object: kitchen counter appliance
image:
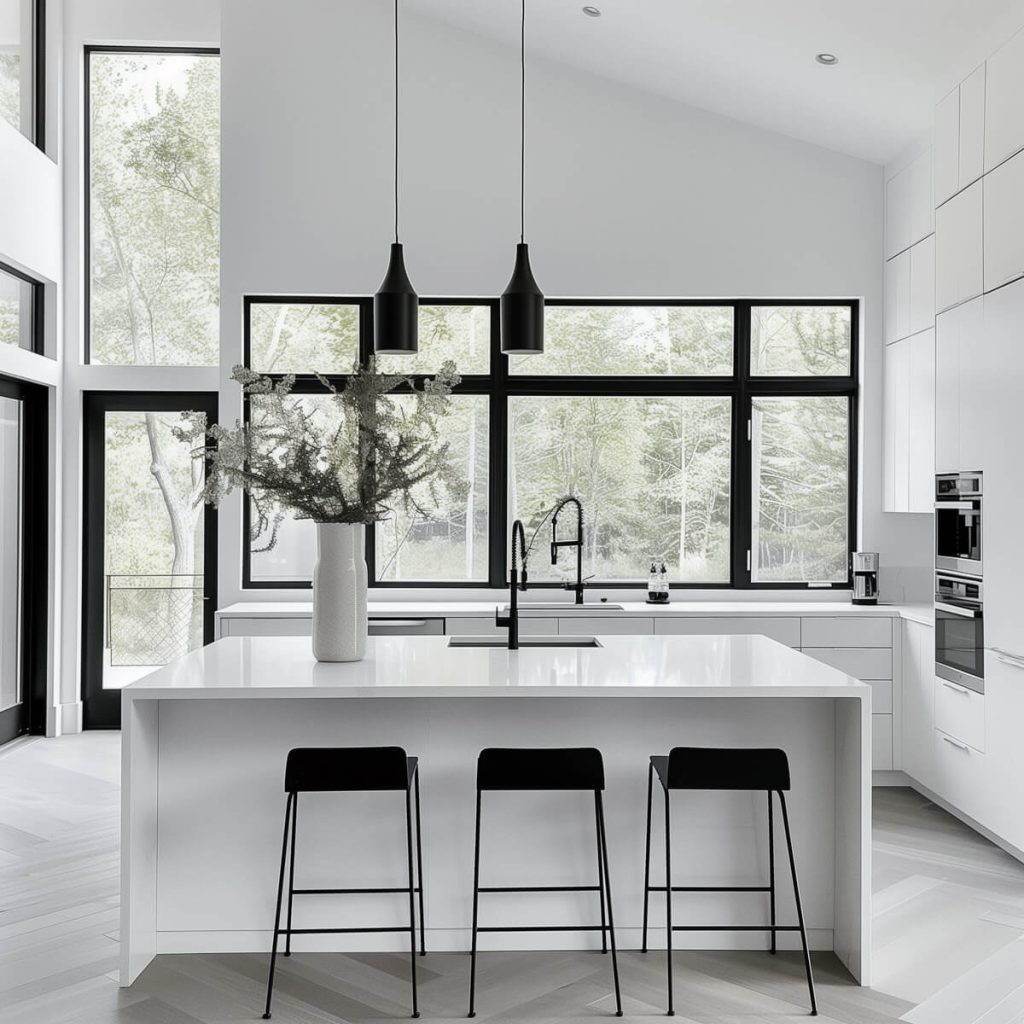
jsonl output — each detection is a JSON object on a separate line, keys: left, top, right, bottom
{"left": 934, "top": 572, "right": 984, "bottom": 693}
{"left": 935, "top": 473, "right": 983, "bottom": 577}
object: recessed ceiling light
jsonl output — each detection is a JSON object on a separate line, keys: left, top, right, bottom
{"left": 815, "top": 52, "right": 839, "bottom": 65}
{"left": 582, "top": 6, "right": 602, "bottom": 17}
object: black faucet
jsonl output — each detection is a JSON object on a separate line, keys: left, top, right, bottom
{"left": 496, "top": 519, "right": 529, "bottom": 649}
{"left": 550, "top": 496, "right": 586, "bottom": 605}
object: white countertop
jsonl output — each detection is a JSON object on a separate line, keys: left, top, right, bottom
{"left": 216, "top": 599, "right": 917, "bottom": 619}
{"left": 122, "top": 634, "right": 871, "bottom": 701}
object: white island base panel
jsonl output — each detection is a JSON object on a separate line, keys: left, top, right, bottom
{"left": 121, "top": 635, "right": 871, "bottom": 988}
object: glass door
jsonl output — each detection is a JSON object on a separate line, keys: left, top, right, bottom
{"left": 0, "top": 376, "right": 46, "bottom": 745}
{"left": 82, "top": 393, "right": 217, "bottom": 728}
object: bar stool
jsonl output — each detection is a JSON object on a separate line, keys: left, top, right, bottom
{"left": 641, "top": 747, "right": 817, "bottom": 1017}
{"left": 262, "top": 746, "right": 426, "bottom": 1020}
{"left": 468, "top": 747, "right": 623, "bottom": 1018}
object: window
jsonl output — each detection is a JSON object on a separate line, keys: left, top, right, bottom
{"left": 242, "top": 297, "right": 857, "bottom": 590}
{"left": 86, "top": 47, "right": 220, "bottom": 365}
{"left": 82, "top": 393, "right": 218, "bottom": 728}
{"left": 0, "top": 0, "right": 43, "bottom": 145}
{"left": 0, "top": 261, "right": 41, "bottom": 353}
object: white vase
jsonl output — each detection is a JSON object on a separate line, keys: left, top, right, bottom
{"left": 312, "top": 523, "right": 368, "bottom": 662}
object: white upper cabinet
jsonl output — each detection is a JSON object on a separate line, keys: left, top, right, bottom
{"left": 934, "top": 307, "right": 959, "bottom": 474}
{"left": 981, "top": 279, "right": 1024, "bottom": 652}
{"left": 983, "top": 149, "right": 1024, "bottom": 292}
{"left": 934, "top": 298, "right": 984, "bottom": 475}
{"left": 885, "top": 151, "right": 933, "bottom": 259}
{"left": 934, "top": 87, "right": 960, "bottom": 206}
{"left": 883, "top": 328, "right": 934, "bottom": 513}
{"left": 958, "top": 65, "right": 986, "bottom": 188}
{"left": 909, "top": 235, "right": 935, "bottom": 335}
{"left": 884, "top": 251, "right": 911, "bottom": 343}
{"left": 985, "top": 27, "right": 1024, "bottom": 172}
{"left": 935, "top": 180, "right": 983, "bottom": 311}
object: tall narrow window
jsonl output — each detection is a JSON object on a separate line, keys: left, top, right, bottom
{"left": 86, "top": 48, "right": 220, "bottom": 365}
{"left": 0, "top": 262, "right": 41, "bottom": 353}
{"left": 0, "top": 0, "right": 40, "bottom": 144}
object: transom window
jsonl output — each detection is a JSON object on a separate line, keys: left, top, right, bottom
{"left": 242, "top": 297, "right": 857, "bottom": 590}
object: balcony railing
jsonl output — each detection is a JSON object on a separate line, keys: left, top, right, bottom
{"left": 105, "top": 574, "right": 204, "bottom": 667}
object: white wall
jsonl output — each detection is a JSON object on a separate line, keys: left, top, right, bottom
{"left": 219, "top": 0, "right": 927, "bottom": 604}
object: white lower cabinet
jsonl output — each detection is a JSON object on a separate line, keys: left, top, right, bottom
{"left": 653, "top": 616, "right": 800, "bottom": 647}
{"left": 933, "top": 729, "right": 987, "bottom": 824}
{"left": 873, "top": 715, "right": 894, "bottom": 772}
{"left": 934, "top": 677, "right": 985, "bottom": 751}
{"left": 559, "top": 616, "right": 653, "bottom": 635}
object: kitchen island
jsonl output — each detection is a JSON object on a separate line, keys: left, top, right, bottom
{"left": 120, "top": 633, "right": 871, "bottom": 987}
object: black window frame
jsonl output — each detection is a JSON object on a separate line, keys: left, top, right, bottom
{"left": 241, "top": 295, "right": 858, "bottom": 592}
{"left": 0, "top": 0, "right": 45, "bottom": 147}
{"left": 82, "top": 44, "right": 221, "bottom": 366}
{"left": 0, "top": 259, "right": 44, "bottom": 356}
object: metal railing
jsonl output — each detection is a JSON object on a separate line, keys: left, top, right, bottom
{"left": 105, "top": 574, "right": 204, "bottom": 667}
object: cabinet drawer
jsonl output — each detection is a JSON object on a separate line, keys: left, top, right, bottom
{"left": 873, "top": 715, "right": 894, "bottom": 771}
{"left": 800, "top": 617, "right": 892, "bottom": 648}
{"left": 222, "top": 617, "right": 311, "bottom": 637}
{"left": 933, "top": 729, "right": 987, "bottom": 818}
{"left": 934, "top": 678, "right": 985, "bottom": 751}
{"left": 454, "top": 616, "right": 558, "bottom": 636}
{"left": 799, "top": 647, "right": 892, "bottom": 681}
{"left": 560, "top": 617, "right": 653, "bottom": 635}
{"left": 653, "top": 617, "right": 800, "bottom": 647}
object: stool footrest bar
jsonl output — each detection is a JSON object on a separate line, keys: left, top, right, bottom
{"left": 277, "top": 926, "right": 418, "bottom": 935}
{"left": 648, "top": 885, "right": 771, "bottom": 893}
{"left": 669, "top": 924, "right": 802, "bottom": 932}
{"left": 291, "top": 887, "right": 421, "bottom": 895}
{"left": 478, "top": 885, "right": 600, "bottom": 893}
{"left": 476, "top": 924, "right": 608, "bottom": 933}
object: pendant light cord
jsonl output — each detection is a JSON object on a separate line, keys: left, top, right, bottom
{"left": 394, "top": 0, "right": 400, "bottom": 244}
{"left": 520, "top": 0, "right": 525, "bottom": 244}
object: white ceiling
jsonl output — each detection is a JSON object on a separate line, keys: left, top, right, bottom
{"left": 412, "top": 0, "right": 1019, "bottom": 164}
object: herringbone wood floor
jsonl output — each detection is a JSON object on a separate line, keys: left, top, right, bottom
{"left": 3, "top": 734, "right": 1024, "bottom": 1023}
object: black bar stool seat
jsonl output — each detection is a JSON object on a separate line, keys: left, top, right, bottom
{"left": 468, "top": 747, "right": 623, "bottom": 1018}
{"left": 642, "top": 746, "right": 817, "bottom": 1017}
{"left": 263, "top": 746, "right": 426, "bottom": 1020}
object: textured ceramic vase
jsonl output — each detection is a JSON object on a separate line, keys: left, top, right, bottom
{"left": 312, "top": 523, "right": 368, "bottom": 662}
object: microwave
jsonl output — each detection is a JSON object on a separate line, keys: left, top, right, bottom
{"left": 935, "top": 473, "right": 982, "bottom": 577}
{"left": 935, "top": 572, "right": 984, "bottom": 693}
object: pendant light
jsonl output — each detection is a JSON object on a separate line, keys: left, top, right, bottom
{"left": 500, "top": 0, "right": 544, "bottom": 355}
{"left": 374, "top": 0, "right": 418, "bottom": 354}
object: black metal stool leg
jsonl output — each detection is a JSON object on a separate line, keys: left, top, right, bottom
{"left": 262, "top": 792, "right": 293, "bottom": 1020}
{"left": 595, "top": 793, "right": 608, "bottom": 954}
{"left": 642, "top": 761, "right": 654, "bottom": 954}
{"left": 768, "top": 791, "right": 776, "bottom": 955}
{"left": 596, "top": 792, "right": 623, "bottom": 1017}
{"left": 664, "top": 786, "right": 674, "bottom": 1017}
{"left": 415, "top": 768, "right": 426, "bottom": 957}
{"left": 467, "top": 789, "right": 482, "bottom": 1018}
{"left": 779, "top": 791, "right": 818, "bottom": 1016}
{"left": 284, "top": 794, "right": 297, "bottom": 957}
{"left": 405, "top": 787, "right": 421, "bottom": 1018}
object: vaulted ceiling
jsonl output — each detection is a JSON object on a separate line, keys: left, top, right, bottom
{"left": 414, "top": 0, "right": 1021, "bottom": 164}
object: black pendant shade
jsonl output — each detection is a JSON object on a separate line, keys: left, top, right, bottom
{"left": 374, "top": 242, "right": 418, "bottom": 355}
{"left": 500, "top": 242, "right": 544, "bottom": 355}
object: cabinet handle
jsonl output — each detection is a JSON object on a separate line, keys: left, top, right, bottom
{"left": 996, "top": 655, "right": 1024, "bottom": 671}
{"left": 992, "top": 647, "right": 1024, "bottom": 667}
{"left": 935, "top": 602, "right": 980, "bottom": 618}
{"left": 941, "top": 735, "right": 970, "bottom": 752}
{"left": 941, "top": 680, "right": 970, "bottom": 695}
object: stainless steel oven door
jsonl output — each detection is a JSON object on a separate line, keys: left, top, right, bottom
{"left": 934, "top": 575, "right": 984, "bottom": 693}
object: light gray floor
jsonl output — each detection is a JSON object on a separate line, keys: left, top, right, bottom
{"left": 2, "top": 733, "right": 1023, "bottom": 1022}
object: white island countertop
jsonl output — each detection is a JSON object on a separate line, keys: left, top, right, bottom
{"left": 124, "top": 633, "right": 872, "bottom": 701}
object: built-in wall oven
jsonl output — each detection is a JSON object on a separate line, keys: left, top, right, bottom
{"left": 934, "top": 572, "right": 984, "bottom": 693}
{"left": 935, "top": 473, "right": 983, "bottom": 577}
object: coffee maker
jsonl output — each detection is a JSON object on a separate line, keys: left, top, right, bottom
{"left": 850, "top": 552, "right": 879, "bottom": 605}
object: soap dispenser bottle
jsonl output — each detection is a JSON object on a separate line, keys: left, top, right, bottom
{"left": 647, "top": 560, "right": 659, "bottom": 602}
{"left": 659, "top": 561, "right": 670, "bottom": 603}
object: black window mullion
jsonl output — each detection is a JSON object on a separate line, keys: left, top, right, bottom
{"left": 489, "top": 300, "right": 508, "bottom": 588}
{"left": 732, "top": 301, "right": 751, "bottom": 588}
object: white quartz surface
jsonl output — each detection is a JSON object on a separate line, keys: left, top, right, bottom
{"left": 123, "top": 634, "right": 871, "bottom": 700}
{"left": 217, "top": 599, "right": 914, "bottom": 619}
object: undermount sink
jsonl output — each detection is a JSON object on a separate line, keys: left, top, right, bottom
{"left": 448, "top": 635, "right": 603, "bottom": 649}
{"left": 500, "top": 602, "right": 624, "bottom": 612}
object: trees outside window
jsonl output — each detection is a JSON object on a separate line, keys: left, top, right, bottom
{"left": 243, "top": 298, "right": 855, "bottom": 589}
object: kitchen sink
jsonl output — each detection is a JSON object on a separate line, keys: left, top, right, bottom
{"left": 448, "top": 635, "right": 603, "bottom": 648}
{"left": 499, "top": 603, "right": 624, "bottom": 612}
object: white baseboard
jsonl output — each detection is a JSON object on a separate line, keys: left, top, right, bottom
{"left": 155, "top": 927, "right": 835, "bottom": 955}
{"left": 59, "top": 700, "right": 83, "bottom": 735}
{"left": 872, "top": 770, "right": 910, "bottom": 787}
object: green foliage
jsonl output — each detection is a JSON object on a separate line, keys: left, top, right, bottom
{"left": 0, "top": 53, "right": 20, "bottom": 133}
{"left": 190, "top": 362, "right": 462, "bottom": 544}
